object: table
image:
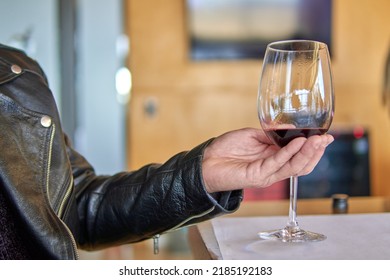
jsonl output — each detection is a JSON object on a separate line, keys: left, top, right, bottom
{"left": 188, "top": 196, "right": 390, "bottom": 259}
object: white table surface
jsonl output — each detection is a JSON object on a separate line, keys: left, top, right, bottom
{"left": 198, "top": 213, "right": 390, "bottom": 260}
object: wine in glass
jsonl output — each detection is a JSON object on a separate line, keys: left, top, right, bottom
{"left": 257, "top": 40, "right": 334, "bottom": 242}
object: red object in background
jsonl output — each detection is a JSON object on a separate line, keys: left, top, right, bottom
{"left": 243, "top": 179, "right": 289, "bottom": 201}
{"left": 353, "top": 126, "right": 365, "bottom": 139}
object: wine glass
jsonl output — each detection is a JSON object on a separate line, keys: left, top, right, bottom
{"left": 257, "top": 40, "right": 334, "bottom": 242}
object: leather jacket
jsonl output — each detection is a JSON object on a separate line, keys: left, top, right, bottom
{"left": 0, "top": 44, "right": 242, "bottom": 259}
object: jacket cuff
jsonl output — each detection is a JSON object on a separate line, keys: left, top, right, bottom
{"left": 182, "top": 138, "right": 243, "bottom": 225}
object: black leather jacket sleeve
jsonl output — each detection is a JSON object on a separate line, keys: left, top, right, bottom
{"left": 0, "top": 43, "right": 243, "bottom": 255}
{"left": 66, "top": 136, "right": 243, "bottom": 250}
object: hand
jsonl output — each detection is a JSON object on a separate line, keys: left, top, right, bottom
{"left": 202, "top": 127, "right": 334, "bottom": 193}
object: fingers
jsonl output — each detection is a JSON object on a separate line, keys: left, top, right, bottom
{"left": 287, "top": 134, "right": 334, "bottom": 176}
{"left": 297, "top": 134, "right": 334, "bottom": 175}
{"left": 261, "top": 134, "right": 333, "bottom": 185}
{"left": 260, "top": 137, "right": 307, "bottom": 178}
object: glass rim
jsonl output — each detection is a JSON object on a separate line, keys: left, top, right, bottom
{"left": 267, "top": 40, "right": 328, "bottom": 52}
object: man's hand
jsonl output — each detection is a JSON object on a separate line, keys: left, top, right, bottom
{"left": 202, "top": 128, "right": 334, "bottom": 193}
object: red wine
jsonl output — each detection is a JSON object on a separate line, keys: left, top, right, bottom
{"left": 266, "top": 128, "right": 327, "bottom": 147}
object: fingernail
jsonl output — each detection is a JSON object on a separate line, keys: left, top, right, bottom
{"left": 322, "top": 137, "right": 334, "bottom": 148}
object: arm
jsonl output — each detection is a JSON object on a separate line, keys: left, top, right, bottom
{"left": 66, "top": 137, "right": 242, "bottom": 250}
{"left": 67, "top": 127, "right": 332, "bottom": 250}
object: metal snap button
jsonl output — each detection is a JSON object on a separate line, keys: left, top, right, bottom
{"left": 40, "top": 116, "right": 52, "bottom": 127}
{"left": 11, "top": 64, "right": 22, "bottom": 74}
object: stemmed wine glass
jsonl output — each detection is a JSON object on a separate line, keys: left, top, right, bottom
{"left": 257, "top": 40, "right": 334, "bottom": 242}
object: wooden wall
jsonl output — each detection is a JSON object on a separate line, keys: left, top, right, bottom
{"left": 125, "top": 0, "right": 390, "bottom": 196}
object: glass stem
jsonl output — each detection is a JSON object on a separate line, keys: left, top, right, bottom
{"left": 287, "top": 176, "right": 299, "bottom": 228}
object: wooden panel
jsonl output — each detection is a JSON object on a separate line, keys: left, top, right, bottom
{"left": 125, "top": 0, "right": 390, "bottom": 196}
{"left": 129, "top": 88, "right": 259, "bottom": 167}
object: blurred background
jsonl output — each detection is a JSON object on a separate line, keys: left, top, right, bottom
{"left": 1, "top": 0, "right": 389, "bottom": 259}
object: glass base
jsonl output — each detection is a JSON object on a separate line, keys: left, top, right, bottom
{"left": 258, "top": 226, "right": 326, "bottom": 242}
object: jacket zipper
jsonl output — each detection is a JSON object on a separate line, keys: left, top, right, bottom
{"left": 152, "top": 205, "right": 215, "bottom": 254}
{"left": 46, "top": 123, "right": 79, "bottom": 259}
{"left": 166, "top": 206, "right": 215, "bottom": 232}
{"left": 57, "top": 175, "right": 74, "bottom": 218}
